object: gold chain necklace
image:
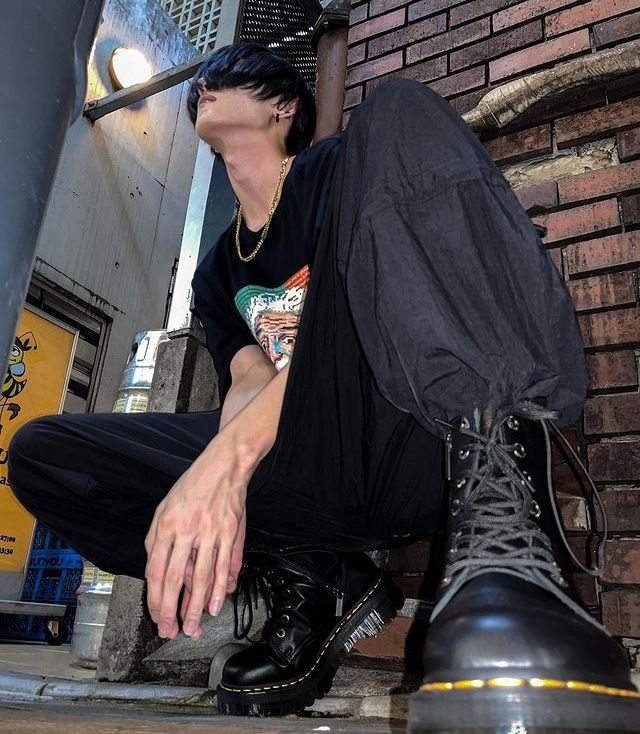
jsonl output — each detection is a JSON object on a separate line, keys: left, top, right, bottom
{"left": 235, "top": 156, "right": 289, "bottom": 263}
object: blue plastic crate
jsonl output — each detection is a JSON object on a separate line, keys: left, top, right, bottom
{"left": 31, "top": 523, "right": 73, "bottom": 551}
{"left": 21, "top": 550, "right": 83, "bottom": 604}
{"left": 0, "top": 607, "right": 75, "bottom": 644}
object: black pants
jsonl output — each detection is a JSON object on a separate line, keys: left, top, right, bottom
{"left": 7, "top": 80, "right": 584, "bottom": 580}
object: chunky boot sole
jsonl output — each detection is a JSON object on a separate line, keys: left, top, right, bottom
{"left": 408, "top": 677, "right": 640, "bottom": 733}
{"left": 216, "top": 572, "right": 403, "bottom": 716}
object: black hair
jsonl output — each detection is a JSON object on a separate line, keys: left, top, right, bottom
{"left": 186, "top": 42, "right": 316, "bottom": 161}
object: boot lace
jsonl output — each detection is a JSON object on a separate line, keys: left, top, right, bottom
{"left": 232, "top": 564, "right": 294, "bottom": 642}
{"left": 431, "top": 400, "right": 608, "bottom": 630}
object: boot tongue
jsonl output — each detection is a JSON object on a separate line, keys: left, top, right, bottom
{"left": 277, "top": 547, "right": 341, "bottom": 586}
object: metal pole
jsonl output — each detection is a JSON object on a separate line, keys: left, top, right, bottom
{"left": 0, "top": 0, "right": 104, "bottom": 380}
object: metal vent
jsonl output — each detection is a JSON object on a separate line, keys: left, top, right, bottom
{"left": 162, "top": 0, "right": 223, "bottom": 54}
{"left": 236, "top": 0, "right": 317, "bottom": 88}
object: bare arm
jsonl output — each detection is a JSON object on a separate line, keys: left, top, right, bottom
{"left": 218, "top": 344, "right": 278, "bottom": 430}
{"left": 145, "top": 344, "right": 290, "bottom": 639}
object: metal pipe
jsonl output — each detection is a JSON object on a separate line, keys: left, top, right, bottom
{"left": 312, "top": 0, "right": 351, "bottom": 141}
{"left": 0, "top": 0, "right": 104, "bottom": 381}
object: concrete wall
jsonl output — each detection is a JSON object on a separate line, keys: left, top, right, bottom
{"left": 342, "top": 0, "right": 640, "bottom": 671}
{"left": 33, "top": 0, "right": 199, "bottom": 411}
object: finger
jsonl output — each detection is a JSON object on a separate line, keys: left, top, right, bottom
{"left": 180, "top": 557, "right": 196, "bottom": 623}
{"left": 228, "top": 512, "right": 246, "bottom": 592}
{"left": 209, "top": 538, "right": 233, "bottom": 617}
{"left": 183, "top": 541, "right": 216, "bottom": 637}
{"left": 143, "top": 506, "right": 162, "bottom": 578}
{"left": 157, "top": 541, "right": 192, "bottom": 638}
{"left": 145, "top": 536, "right": 173, "bottom": 626}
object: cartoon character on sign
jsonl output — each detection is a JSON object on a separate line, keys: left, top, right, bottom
{"left": 0, "top": 333, "right": 38, "bottom": 463}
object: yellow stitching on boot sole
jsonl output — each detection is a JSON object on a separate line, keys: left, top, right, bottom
{"left": 219, "top": 575, "right": 384, "bottom": 694}
{"left": 419, "top": 678, "right": 640, "bottom": 698}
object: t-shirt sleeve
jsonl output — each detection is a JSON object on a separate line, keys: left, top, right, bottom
{"left": 191, "top": 258, "right": 255, "bottom": 404}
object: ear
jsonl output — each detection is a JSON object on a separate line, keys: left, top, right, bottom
{"left": 275, "top": 97, "right": 299, "bottom": 120}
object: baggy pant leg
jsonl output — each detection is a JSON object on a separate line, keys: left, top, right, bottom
{"left": 7, "top": 410, "right": 220, "bottom": 578}
{"left": 330, "top": 79, "right": 587, "bottom": 435}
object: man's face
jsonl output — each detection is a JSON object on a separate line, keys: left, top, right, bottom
{"left": 194, "top": 81, "right": 275, "bottom": 146}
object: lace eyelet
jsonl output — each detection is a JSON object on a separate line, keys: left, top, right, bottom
{"left": 280, "top": 614, "right": 290, "bottom": 624}
{"left": 451, "top": 498, "right": 462, "bottom": 516}
{"left": 459, "top": 448, "right": 470, "bottom": 460}
{"left": 456, "top": 477, "right": 466, "bottom": 489}
{"left": 460, "top": 417, "right": 470, "bottom": 430}
{"left": 275, "top": 628, "right": 286, "bottom": 639}
{"left": 507, "top": 416, "right": 520, "bottom": 431}
{"left": 442, "top": 576, "right": 451, "bottom": 585}
{"left": 530, "top": 501, "right": 541, "bottom": 518}
{"left": 514, "top": 443, "right": 526, "bottom": 459}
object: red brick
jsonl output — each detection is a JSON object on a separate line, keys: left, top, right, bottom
{"left": 587, "top": 439, "right": 640, "bottom": 482}
{"left": 564, "top": 231, "right": 640, "bottom": 276}
{"left": 369, "top": 13, "right": 446, "bottom": 59}
{"left": 490, "top": 29, "right": 590, "bottom": 82}
{"left": 390, "top": 539, "right": 430, "bottom": 573}
{"left": 594, "top": 8, "right": 640, "bottom": 47}
{"left": 450, "top": 0, "right": 519, "bottom": 26}
{"left": 534, "top": 199, "right": 620, "bottom": 245}
{"left": 555, "top": 97, "right": 640, "bottom": 149}
{"left": 622, "top": 193, "right": 640, "bottom": 228}
{"left": 406, "top": 18, "right": 489, "bottom": 65}
{"left": 344, "top": 85, "right": 363, "bottom": 110}
{"left": 515, "top": 180, "right": 559, "bottom": 214}
{"left": 407, "top": 0, "right": 466, "bottom": 22}
{"left": 546, "top": 0, "right": 640, "bottom": 38}
{"left": 618, "top": 127, "right": 640, "bottom": 162}
{"left": 567, "top": 270, "right": 636, "bottom": 313}
{"left": 349, "top": 8, "right": 406, "bottom": 44}
{"left": 552, "top": 460, "right": 584, "bottom": 496}
{"left": 558, "top": 495, "right": 590, "bottom": 530}
{"left": 392, "top": 574, "right": 430, "bottom": 600}
{"left": 558, "top": 159, "right": 640, "bottom": 205}
{"left": 601, "top": 489, "right": 640, "bottom": 532}
{"left": 602, "top": 539, "right": 640, "bottom": 584}
{"left": 584, "top": 392, "right": 640, "bottom": 434}
{"left": 368, "top": 0, "right": 407, "bottom": 16}
{"left": 493, "top": 0, "right": 576, "bottom": 32}
{"left": 429, "top": 66, "right": 486, "bottom": 99}
{"left": 579, "top": 306, "right": 640, "bottom": 348}
{"left": 449, "top": 87, "right": 487, "bottom": 115}
{"left": 366, "top": 55, "right": 448, "bottom": 93}
{"left": 483, "top": 124, "right": 551, "bottom": 165}
{"left": 573, "top": 573, "right": 600, "bottom": 607}
{"left": 347, "top": 42, "right": 366, "bottom": 66}
{"left": 346, "top": 51, "right": 404, "bottom": 86}
{"left": 607, "top": 71, "right": 640, "bottom": 104}
{"left": 450, "top": 20, "right": 542, "bottom": 72}
{"left": 586, "top": 350, "right": 639, "bottom": 391}
{"left": 350, "top": 3, "right": 368, "bottom": 24}
{"left": 353, "top": 616, "right": 412, "bottom": 659}
{"left": 602, "top": 591, "right": 640, "bottom": 637}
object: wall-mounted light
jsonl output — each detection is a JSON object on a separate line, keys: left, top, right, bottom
{"left": 108, "top": 47, "right": 152, "bottom": 90}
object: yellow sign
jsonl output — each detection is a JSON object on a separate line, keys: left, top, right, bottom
{"left": 0, "top": 306, "right": 77, "bottom": 574}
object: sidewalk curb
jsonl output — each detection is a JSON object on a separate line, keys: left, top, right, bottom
{"left": 0, "top": 671, "right": 215, "bottom": 706}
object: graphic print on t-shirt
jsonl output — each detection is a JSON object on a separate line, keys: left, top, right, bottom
{"left": 234, "top": 265, "right": 310, "bottom": 371}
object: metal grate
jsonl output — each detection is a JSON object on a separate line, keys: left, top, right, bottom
{"left": 162, "top": 0, "right": 223, "bottom": 54}
{"left": 236, "top": 0, "right": 317, "bottom": 89}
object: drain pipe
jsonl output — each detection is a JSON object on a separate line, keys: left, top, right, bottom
{"left": 311, "top": 0, "right": 351, "bottom": 141}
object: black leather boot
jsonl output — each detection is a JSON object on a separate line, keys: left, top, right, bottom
{"left": 217, "top": 545, "right": 404, "bottom": 716}
{"left": 409, "top": 402, "right": 640, "bottom": 733}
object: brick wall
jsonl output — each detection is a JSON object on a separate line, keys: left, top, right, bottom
{"left": 343, "top": 0, "right": 640, "bottom": 671}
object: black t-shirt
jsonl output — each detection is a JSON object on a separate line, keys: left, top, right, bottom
{"left": 191, "top": 132, "right": 343, "bottom": 402}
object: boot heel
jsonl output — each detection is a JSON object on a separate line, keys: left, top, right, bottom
{"left": 340, "top": 574, "right": 404, "bottom": 653}
{"left": 342, "top": 608, "right": 387, "bottom": 653}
